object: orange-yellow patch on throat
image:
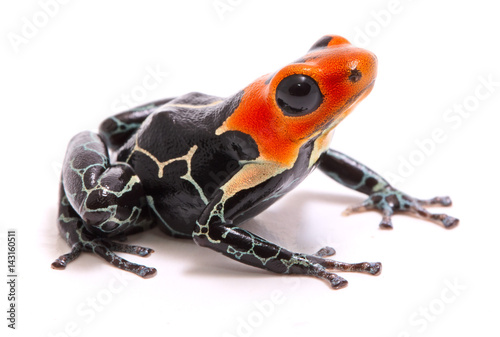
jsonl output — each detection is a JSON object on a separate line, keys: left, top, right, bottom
{"left": 309, "top": 127, "right": 335, "bottom": 168}
{"left": 220, "top": 159, "right": 287, "bottom": 201}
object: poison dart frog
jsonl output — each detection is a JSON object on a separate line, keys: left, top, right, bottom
{"left": 52, "top": 35, "right": 458, "bottom": 289}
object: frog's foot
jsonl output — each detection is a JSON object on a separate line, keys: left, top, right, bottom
{"left": 51, "top": 239, "right": 157, "bottom": 278}
{"left": 342, "top": 187, "right": 459, "bottom": 230}
{"left": 314, "top": 258, "right": 382, "bottom": 289}
{"left": 310, "top": 247, "right": 381, "bottom": 289}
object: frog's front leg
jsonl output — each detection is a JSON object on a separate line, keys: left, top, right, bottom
{"left": 51, "top": 131, "right": 156, "bottom": 278}
{"left": 193, "top": 190, "right": 381, "bottom": 289}
{"left": 318, "top": 149, "right": 459, "bottom": 229}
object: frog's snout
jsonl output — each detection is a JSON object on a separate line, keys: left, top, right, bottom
{"left": 351, "top": 50, "right": 377, "bottom": 87}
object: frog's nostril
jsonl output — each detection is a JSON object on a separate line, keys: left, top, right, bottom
{"left": 348, "top": 68, "right": 362, "bottom": 83}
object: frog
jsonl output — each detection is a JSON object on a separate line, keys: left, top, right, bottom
{"left": 51, "top": 35, "right": 458, "bottom": 289}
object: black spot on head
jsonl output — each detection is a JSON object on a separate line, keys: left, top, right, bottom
{"left": 308, "top": 36, "right": 333, "bottom": 52}
{"left": 222, "top": 131, "right": 259, "bottom": 161}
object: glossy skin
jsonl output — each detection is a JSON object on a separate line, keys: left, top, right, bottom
{"left": 52, "top": 35, "right": 458, "bottom": 289}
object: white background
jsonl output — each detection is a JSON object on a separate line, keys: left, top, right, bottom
{"left": 1, "top": 0, "right": 499, "bottom": 336}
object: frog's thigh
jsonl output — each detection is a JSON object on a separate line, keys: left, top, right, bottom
{"left": 61, "top": 131, "right": 150, "bottom": 236}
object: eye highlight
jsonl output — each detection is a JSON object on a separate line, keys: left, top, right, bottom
{"left": 276, "top": 74, "right": 323, "bottom": 116}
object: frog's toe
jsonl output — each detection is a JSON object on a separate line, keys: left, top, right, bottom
{"left": 429, "top": 212, "right": 460, "bottom": 229}
{"left": 342, "top": 199, "right": 374, "bottom": 216}
{"left": 378, "top": 207, "right": 394, "bottom": 229}
{"left": 329, "top": 274, "right": 349, "bottom": 289}
{"left": 137, "top": 247, "right": 155, "bottom": 257}
{"left": 379, "top": 217, "right": 393, "bottom": 229}
{"left": 313, "top": 246, "right": 336, "bottom": 257}
{"left": 140, "top": 267, "right": 157, "bottom": 278}
{"left": 414, "top": 196, "right": 458, "bottom": 228}
{"left": 411, "top": 204, "right": 460, "bottom": 229}
{"left": 51, "top": 243, "right": 83, "bottom": 270}
{"left": 316, "top": 261, "right": 381, "bottom": 289}
{"left": 51, "top": 260, "right": 65, "bottom": 270}
{"left": 53, "top": 237, "right": 157, "bottom": 277}
{"left": 105, "top": 240, "right": 155, "bottom": 257}
{"left": 92, "top": 244, "right": 157, "bottom": 278}
{"left": 318, "top": 258, "right": 382, "bottom": 276}
{"left": 417, "top": 195, "right": 453, "bottom": 207}
{"left": 442, "top": 215, "right": 459, "bottom": 229}
{"left": 345, "top": 199, "right": 396, "bottom": 230}
{"left": 365, "top": 262, "right": 382, "bottom": 276}
{"left": 316, "top": 270, "right": 348, "bottom": 289}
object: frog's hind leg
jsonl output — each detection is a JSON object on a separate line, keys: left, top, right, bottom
{"left": 53, "top": 179, "right": 157, "bottom": 278}
{"left": 52, "top": 131, "right": 157, "bottom": 278}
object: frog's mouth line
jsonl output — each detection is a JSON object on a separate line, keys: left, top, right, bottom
{"left": 343, "top": 79, "right": 376, "bottom": 112}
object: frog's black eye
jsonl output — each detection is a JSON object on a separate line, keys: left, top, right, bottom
{"left": 276, "top": 74, "right": 323, "bottom": 116}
